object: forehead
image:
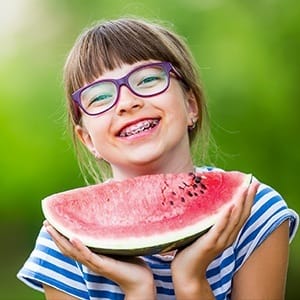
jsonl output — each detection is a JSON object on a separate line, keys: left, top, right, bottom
{"left": 89, "top": 59, "right": 159, "bottom": 83}
{"left": 69, "top": 28, "right": 175, "bottom": 91}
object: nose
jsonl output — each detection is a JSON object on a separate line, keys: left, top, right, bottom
{"left": 115, "top": 85, "right": 144, "bottom": 115}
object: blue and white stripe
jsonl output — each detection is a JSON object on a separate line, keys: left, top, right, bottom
{"left": 17, "top": 168, "right": 299, "bottom": 300}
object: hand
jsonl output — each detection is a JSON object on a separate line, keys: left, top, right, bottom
{"left": 171, "top": 181, "right": 259, "bottom": 298}
{"left": 44, "top": 221, "right": 156, "bottom": 299}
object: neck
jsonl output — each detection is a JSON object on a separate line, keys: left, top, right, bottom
{"left": 111, "top": 156, "right": 195, "bottom": 180}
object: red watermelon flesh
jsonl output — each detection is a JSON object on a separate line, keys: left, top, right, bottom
{"left": 42, "top": 171, "right": 252, "bottom": 255}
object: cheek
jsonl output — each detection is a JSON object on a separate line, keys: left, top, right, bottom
{"left": 165, "top": 84, "right": 189, "bottom": 113}
{"left": 166, "top": 95, "right": 190, "bottom": 122}
{"left": 89, "top": 126, "right": 106, "bottom": 145}
{"left": 82, "top": 118, "right": 110, "bottom": 144}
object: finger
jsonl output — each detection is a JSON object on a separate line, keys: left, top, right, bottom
{"left": 69, "top": 237, "right": 105, "bottom": 266}
{"left": 43, "top": 221, "right": 63, "bottom": 245}
{"left": 205, "top": 185, "right": 249, "bottom": 248}
{"left": 44, "top": 221, "right": 77, "bottom": 256}
{"left": 225, "top": 180, "right": 258, "bottom": 231}
{"left": 246, "top": 181, "right": 259, "bottom": 205}
{"left": 222, "top": 181, "right": 260, "bottom": 245}
{"left": 69, "top": 238, "right": 138, "bottom": 272}
{"left": 234, "top": 181, "right": 259, "bottom": 226}
{"left": 201, "top": 203, "right": 235, "bottom": 247}
{"left": 215, "top": 187, "right": 248, "bottom": 238}
{"left": 44, "top": 222, "right": 135, "bottom": 274}
{"left": 44, "top": 222, "right": 152, "bottom": 286}
{"left": 70, "top": 239, "right": 148, "bottom": 282}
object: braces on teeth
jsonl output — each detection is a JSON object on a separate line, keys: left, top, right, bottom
{"left": 120, "top": 120, "right": 159, "bottom": 137}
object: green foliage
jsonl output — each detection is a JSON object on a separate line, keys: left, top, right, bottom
{"left": 1, "top": 0, "right": 299, "bottom": 298}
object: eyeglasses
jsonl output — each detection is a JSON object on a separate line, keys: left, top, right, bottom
{"left": 72, "top": 61, "right": 182, "bottom": 116}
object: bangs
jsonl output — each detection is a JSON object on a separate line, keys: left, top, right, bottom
{"left": 68, "top": 19, "right": 177, "bottom": 93}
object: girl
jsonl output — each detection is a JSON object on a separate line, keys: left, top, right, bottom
{"left": 18, "top": 17, "right": 298, "bottom": 299}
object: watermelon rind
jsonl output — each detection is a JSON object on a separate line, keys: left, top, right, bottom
{"left": 90, "top": 223, "right": 212, "bottom": 256}
{"left": 42, "top": 172, "right": 252, "bottom": 256}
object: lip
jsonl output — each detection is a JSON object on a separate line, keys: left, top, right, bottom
{"left": 116, "top": 117, "right": 161, "bottom": 138}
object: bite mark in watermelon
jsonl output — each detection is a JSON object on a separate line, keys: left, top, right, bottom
{"left": 42, "top": 171, "right": 252, "bottom": 256}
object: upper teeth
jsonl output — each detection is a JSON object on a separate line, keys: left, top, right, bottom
{"left": 120, "top": 119, "right": 159, "bottom": 137}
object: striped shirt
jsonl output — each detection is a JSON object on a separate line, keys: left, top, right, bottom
{"left": 17, "top": 167, "right": 299, "bottom": 299}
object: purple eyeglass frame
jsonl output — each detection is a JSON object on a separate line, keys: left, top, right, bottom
{"left": 71, "top": 61, "right": 183, "bottom": 116}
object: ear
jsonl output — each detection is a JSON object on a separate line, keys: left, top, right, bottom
{"left": 185, "top": 91, "right": 199, "bottom": 126}
{"left": 75, "top": 125, "right": 101, "bottom": 159}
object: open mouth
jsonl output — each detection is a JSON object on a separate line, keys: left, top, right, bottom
{"left": 119, "top": 119, "right": 160, "bottom": 137}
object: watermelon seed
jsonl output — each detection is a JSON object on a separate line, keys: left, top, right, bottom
{"left": 194, "top": 192, "right": 198, "bottom": 196}
{"left": 170, "top": 201, "right": 174, "bottom": 205}
{"left": 172, "top": 191, "right": 177, "bottom": 195}
{"left": 187, "top": 191, "right": 193, "bottom": 197}
{"left": 181, "top": 197, "right": 185, "bottom": 202}
{"left": 188, "top": 172, "right": 196, "bottom": 178}
{"left": 194, "top": 176, "right": 201, "bottom": 183}
{"left": 161, "top": 186, "right": 168, "bottom": 203}
{"left": 200, "top": 183, "right": 207, "bottom": 190}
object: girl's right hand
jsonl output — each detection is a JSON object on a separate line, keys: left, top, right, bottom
{"left": 44, "top": 221, "right": 156, "bottom": 300}
{"left": 171, "top": 181, "right": 259, "bottom": 299}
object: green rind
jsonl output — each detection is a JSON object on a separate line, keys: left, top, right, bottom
{"left": 90, "top": 226, "right": 211, "bottom": 256}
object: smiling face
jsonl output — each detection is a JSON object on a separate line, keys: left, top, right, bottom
{"left": 76, "top": 60, "right": 199, "bottom": 179}
{"left": 64, "top": 18, "right": 208, "bottom": 182}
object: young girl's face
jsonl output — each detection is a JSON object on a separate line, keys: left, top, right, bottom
{"left": 75, "top": 60, "right": 198, "bottom": 179}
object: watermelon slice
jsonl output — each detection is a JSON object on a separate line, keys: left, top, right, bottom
{"left": 42, "top": 171, "right": 252, "bottom": 256}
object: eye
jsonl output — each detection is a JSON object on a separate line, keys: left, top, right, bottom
{"left": 139, "top": 75, "right": 160, "bottom": 85}
{"left": 88, "top": 93, "right": 114, "bottom": 107}
{"left": 137, "top": 73, "right": 165, "bottom": 88}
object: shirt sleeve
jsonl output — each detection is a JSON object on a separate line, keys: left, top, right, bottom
{"left": 233, "top": 181, "right": 299, "bottom": 272}
{"left": 17, "top": 226, "right": 89, "bottom": 300}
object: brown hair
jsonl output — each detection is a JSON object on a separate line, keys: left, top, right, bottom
{"left": 63, "top": 17, "right": 211, "bottom": 183}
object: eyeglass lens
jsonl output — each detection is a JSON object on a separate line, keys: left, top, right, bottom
{"left": 80, "top": 64, "right": 169, "bottom": 115}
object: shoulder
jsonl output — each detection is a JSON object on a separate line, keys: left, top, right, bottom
{"left": 201, "top": 167, "right": 298, "bottom": 296}
{"left": 23, "top": 226, "right": 79, "bottom": 268}
{"left": 17, "top": 226, "right": 89, "bottom": 298}
{"left": 17, "top": 226, "right": 125, "bottom": 298}
{"left": 195, "top": 166, "right": 298, "bottom": 251}
{"left": 233, "top": 174, "right": 298, "bottom": 271}
{"left": 241, "top": 179, "right": 298, "bottom": 244}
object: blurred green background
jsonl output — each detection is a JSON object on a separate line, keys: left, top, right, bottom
{"left": 1, "top": 0, "right": 299, "bottom": 299}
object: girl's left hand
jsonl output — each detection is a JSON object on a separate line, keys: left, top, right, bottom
{"left": 44, "top": 221, "right": 156, "bottom": 299}
{"left": 171, "top": 181, "right": 259, "bottom": 298}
